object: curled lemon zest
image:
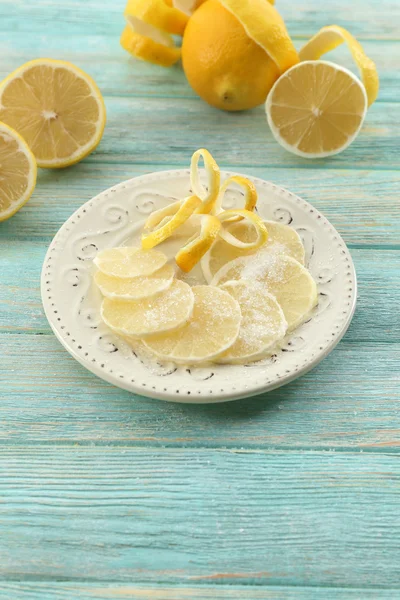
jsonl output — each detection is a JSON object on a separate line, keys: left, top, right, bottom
{"left": 175, "top": 215, "right": 221, "bottom": 272}
{"left": 190, "top": 148, "right": 221, "bottom": 214}
{"left": 217, "top": 209, "right": 268, "bottom": 250}
{"left": 142, "top": 195, "right": 201, "bottom": 249}
{"left": 213, "top": 175, "right": 258, "bottom": 216}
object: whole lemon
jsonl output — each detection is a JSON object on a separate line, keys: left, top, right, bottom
{"left": 182, "top": 0, "right": 280, "bottom": 111}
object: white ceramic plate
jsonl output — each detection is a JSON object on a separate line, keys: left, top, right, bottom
{"left": 41, "top": 169, "right": 357, "bottom": 404}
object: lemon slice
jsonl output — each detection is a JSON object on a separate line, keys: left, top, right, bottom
{"left": 94, "top": 247, "right": 167, "bottom": 278}
{"left": 143, "top": 285, "right": 241, "bottom": 364}
{"left": 213, "top": 175, "right": 258, "bottom": 216}
{"left": 101, "top": 279, "right": 194, "bottom": 338}
{"left": 212, "top": 250, "right": 318, "bottom": 330}
{"left": 266, "top": 60, "right": 368, "bottom": 158}
{"left": 0, "top": 59, "right": 106, "bottom": 168}
{"left": 219, "top": 0, "right": 298, "bottom": 73}
{"left": 0, "top": 122, "right": 37, "bottom": 222}
{"left": 94, "top": 263, "right": 174, "bottom": 300}
{"left": 201, "top": 220, "right": 305, "bottom": 283}
{"left": 299, "top": 25, "right": 379, "bottom": 107}
{"left": 142, "top": 195, "right": 202, "bottom": 249}
{"left": 191, "top": 148, "right": 221, "bottom": 215}
{"left": 125, "top": 0, "right": 188, "bottom": 36}
{"left": 175, "top": 214, "right": 221, "bottom": 272}
{"left": 218, "top": 281, "right": 287, "bottom": 364}
{"left": 120, "top": 24, "right": 181, "bottom": 67}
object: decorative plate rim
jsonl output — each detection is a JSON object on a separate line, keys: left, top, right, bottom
{"left": 41, "top": 169, "right": 357, "bottom": 404}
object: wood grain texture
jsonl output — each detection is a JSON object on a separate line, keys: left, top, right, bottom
{"left": 0, "top": 583, "right": 399, "bottom": 600}
{"left": 1, "top": 334, "right": 399, "bottom": 448}
{"left": 0, "top": 34, "right": 397, "bottom": 103}
{"left": 1, "top": 244, "right": 399, "bottom": 341}
{"left": 1, "top": 447, "right": 399, "bottom": 587}
{"left": 20, "top": 97, "right": 397, "bottom": 171}
{"left": 1, "top": 0, "right": 399, "bottom": 38}
{"left": 0, "top": 164, "right": 399, "bottom": 246}
{"left": 0, "top": 0, "right": 399, "bottom": 593}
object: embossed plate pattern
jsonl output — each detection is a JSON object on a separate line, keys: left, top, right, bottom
{"left": 41, "top": 170, "right": 357, "bottom": 403}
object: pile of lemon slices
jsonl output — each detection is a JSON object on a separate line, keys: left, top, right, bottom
{"left": 94, "top": 149, "right": 318, "bottom": 366}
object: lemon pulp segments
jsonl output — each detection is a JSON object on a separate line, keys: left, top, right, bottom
{"left": 0, "top": 122, "right": 37, "bottom": 221}
{"left": 143, "top": 286, "right": 242, "bottom": 363}
{"left": 213, "top": 175, "right": 258, "bottom": 215}
{"left": 175, "top": 215, "right": 221, "bottom": 272}
{"left": 101, "top": 279, "right": 194, "bottom": 338}
{"left": 191, "top": 148, "right": 221, "bottom": 214}
{"left": 299, "top": 25, "right": 379, "bottom": 106}
{"left": 0, "top": 59, "right": 106, "bottom": 168}
{"left": 142, "top": 195, "right": 202, "bottom": 249}
{"left": 266, "top": 60, "right": 368, "bottom": 158}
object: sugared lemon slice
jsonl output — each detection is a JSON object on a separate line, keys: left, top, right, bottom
{"left": 218, "top": 281, "right": 287, "bottom": 364}
{"left": 143, "top": 285, "right": 241, "bottom": 363}
{"left": 94, "top": 247, "right": 167, "bottom": 278}
{"left": 94, "top": 263, "right": 174, "bottom": 300}
{"left": 212, "top": 250, "right": 317, "bottom": 330}
{"left": 201, "top": 219, "right": 305, "bottom": 283}
{"left": 101, "top": 279, "right": 194, "bottom": 338}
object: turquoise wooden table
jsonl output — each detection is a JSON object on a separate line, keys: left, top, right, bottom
{"left": 1, "top": 1, "right": 399, "bottom": 598}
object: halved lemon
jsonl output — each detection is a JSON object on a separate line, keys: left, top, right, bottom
{"left": 266, "top": 60, "right": 368, "bottom": 158}
{"left": 101, "top": 279, "right": 194, "bottom": 338}
{"left": 0, "top": 59, "right": 106, "bottom": 168}
{"left": 94, "top": 247, "right": 167, "bottom": 278}
{"left": 0, "top": 122, "right": 37, "bottom": 222}
{"left": 94, "top": 263, "right": 174, "bottom": 300}
{"left": 202, "top": 219, "right": 304, "bottom": 283}
{"left": 143, "top": 285, "right": 241, "bottom": 364}
{"left": 212, "top": 250, "right": 318, "bottom": 330}
{"left": 218, "top": 281, "right": 287, "bottom": 364}
{"left": 120, "top": 24, "right": 181, "bottom": 67}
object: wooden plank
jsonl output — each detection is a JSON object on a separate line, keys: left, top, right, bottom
{"left": 73, "top": 98, "right": 400, "bottom": 170}
{"left": 1, "top": 164, "right": 399, "bottom": 246}
{"left": 1, "top": 0, "right": 399, "bottom": 39}
{"left": 1, "top": 447, "right": 399, "bottom": 586}
{"left": 1, "top": 334, "right": 399, "bottom": 448}
{"left": 0, "top": 33, "right": 396, "bottom": 103}
{"left": 1, "top": 243, "right": 399, "bottom": 340}
{"left": 0, "top": 583, "right": 399, "bottom": 600}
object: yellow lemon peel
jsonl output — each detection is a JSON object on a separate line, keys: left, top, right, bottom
{"left": 120, "top": 24, "right": 181, "bottom": 67}
{"left": 299, "top": 25, "right": 379, "bottom": 106}
{"left": 142, "top": 195, "right": 202, "bottom": 249}
{"left": 213, "top": 175, "right": 258, "bottom": 216}
{"left": 175, "top": 215, "right": 221, "bottom": 272}
{"left": 124, "top": 0, "right": 188, "bottom": 36}
{"left": 191, "top": 148, "right": 221, "bottom": 214}
{"left": 217, "top": 209, "right": 269, "bottom": 250}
